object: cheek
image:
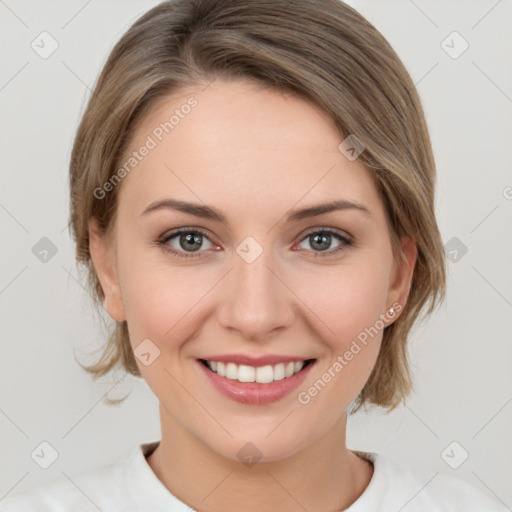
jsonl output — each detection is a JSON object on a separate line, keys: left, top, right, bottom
{"left": 295, "top": 269, "right": 389, "bottom": 415}
{"left": 295, "top": 255, "right": 391, "bottom": 398}
{"left": 116, "top": 235, "right": 206, "bottom": 341}
{"left": 303, "top": 260, "right": 391, "bottom": 343}
{"left": 117, "top": 259, "right": 204, "bottom": 402}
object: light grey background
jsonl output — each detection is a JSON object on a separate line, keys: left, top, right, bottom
{"left": 1, "top": 0, "right": 511, "bottom": 507}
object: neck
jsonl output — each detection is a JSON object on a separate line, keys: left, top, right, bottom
{"left": 147, "top": 406, "right": 374, "bottom": 512}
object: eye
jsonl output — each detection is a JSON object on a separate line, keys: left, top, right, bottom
{"left": 157, "top": 228, "right": 218, "bottom": 259}
{"left": 156, "top": 227, "right": 353, "bottom": 260}
{"left": 296, "top": 228, "right": 353, "bottom": 257}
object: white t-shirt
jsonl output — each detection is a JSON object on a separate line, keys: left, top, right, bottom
{"left": 0, "top": 441, "right": 507, "bottom": 511}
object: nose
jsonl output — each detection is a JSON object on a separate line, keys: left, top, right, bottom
{"left": 216, "top": 242, "right": 296, "bottom": 342}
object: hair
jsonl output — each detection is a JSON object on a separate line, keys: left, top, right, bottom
{"left": 68, "top": 0, "right": 446, "bottom": 413}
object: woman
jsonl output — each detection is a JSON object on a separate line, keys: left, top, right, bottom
{"left": 1, "top": 0, "right": 506, "bottom": 510}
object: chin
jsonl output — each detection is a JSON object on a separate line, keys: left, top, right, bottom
{"left": 195, "top": 418, "right": 317, "bottom": 466}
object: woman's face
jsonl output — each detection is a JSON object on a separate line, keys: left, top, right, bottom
{"left": 90, "top": 78, "right": 416, "bottom": 462}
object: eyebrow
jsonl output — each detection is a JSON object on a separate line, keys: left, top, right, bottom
{"left": 140, "top": 198, "right": 371, "bottom": 224}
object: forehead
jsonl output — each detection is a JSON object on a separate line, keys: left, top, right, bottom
{"left": 117, "top": 78, "right": 382, "bottom": 221}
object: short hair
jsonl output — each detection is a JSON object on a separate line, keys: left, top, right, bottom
{"left": 68, "top": 0, "right": 446, "bottom": 413}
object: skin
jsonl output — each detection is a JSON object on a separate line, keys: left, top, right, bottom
{"left": 89, "top": 78, "right": 417, "bottom": 511}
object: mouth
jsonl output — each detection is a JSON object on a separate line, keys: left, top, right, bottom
{"left": 197, "top": 358, "right": 316, "bottom": 405}
{"left": 198, "top": 358, "right": 316, "bottom": 383}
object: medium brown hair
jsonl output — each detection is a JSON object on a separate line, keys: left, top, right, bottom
{"left": 68, "top": 0, "right": 446, "bottom": 412}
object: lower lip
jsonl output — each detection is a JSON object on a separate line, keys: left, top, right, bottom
{"left": 197, "top": 359, "right": 315, "bottom": 405}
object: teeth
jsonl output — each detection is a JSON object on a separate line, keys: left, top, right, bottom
{"left": 205, "top": 359, "right": 307, "bottom": 383}
{"left": 255, "top": 365, "right": 273, "bottom": 383}
{"left": 273, "top": 363, "right": 285, "bottom": 381}
{"left": 238, "top": 364, "right": 255, "bottom": 382}
{"left": 226, "top": 362, "right": 238, "bottom": 379}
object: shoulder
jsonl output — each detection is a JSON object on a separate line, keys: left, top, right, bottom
{"left": 0, "top": 450, "right": 132, "bottom": 512}
{"left": 0, "top": 441, "right": 186, "bottom": 512}
{"left": 350, "top": 451, "right": 508, "bottom": 512}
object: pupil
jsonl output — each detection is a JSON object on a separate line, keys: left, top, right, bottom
{"left": 181, "top": 233, "right": 201, "bottom": 251}
{"left": 311, "top": 233, "right": 330, "bottom": 251}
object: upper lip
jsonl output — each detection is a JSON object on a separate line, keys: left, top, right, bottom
{"left": 200, "top": 354, "right": 314, "bottom": 366}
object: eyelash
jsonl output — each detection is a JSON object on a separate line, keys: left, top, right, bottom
{"left": 156, "top": 227, "right": 354, "bottom": 260}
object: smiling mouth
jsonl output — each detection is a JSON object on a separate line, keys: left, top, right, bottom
{"left": 199, "top": 358, "right": 316, "bottom": 384}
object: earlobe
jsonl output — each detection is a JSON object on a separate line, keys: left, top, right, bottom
{"left": 88, "top": 218, "right": 126, "bottom": 322}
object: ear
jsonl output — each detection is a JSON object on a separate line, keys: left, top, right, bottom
{"left": 88, "top": 218, "right": 126, "bottom": 322}
{"left": 386, "top": 235, "right": 417, "bottom": 319}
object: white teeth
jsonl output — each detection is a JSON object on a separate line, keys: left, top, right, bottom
{"left": 273, "top": 363, "right": 285, "bottom": 381}
{"left": 294, "top": 361, "right": 304, "bottom": 373}
{"left": 255, "top": 365, "right": 273, "bottom": 384}
{"left": 238, "top": 364, "right": 256, "bottom": 382}
{"left": 225, "top": 362, "right": 238, "bottom": 379}
{"left": 205, "top": 359, "right": 308, "bottom": 383}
